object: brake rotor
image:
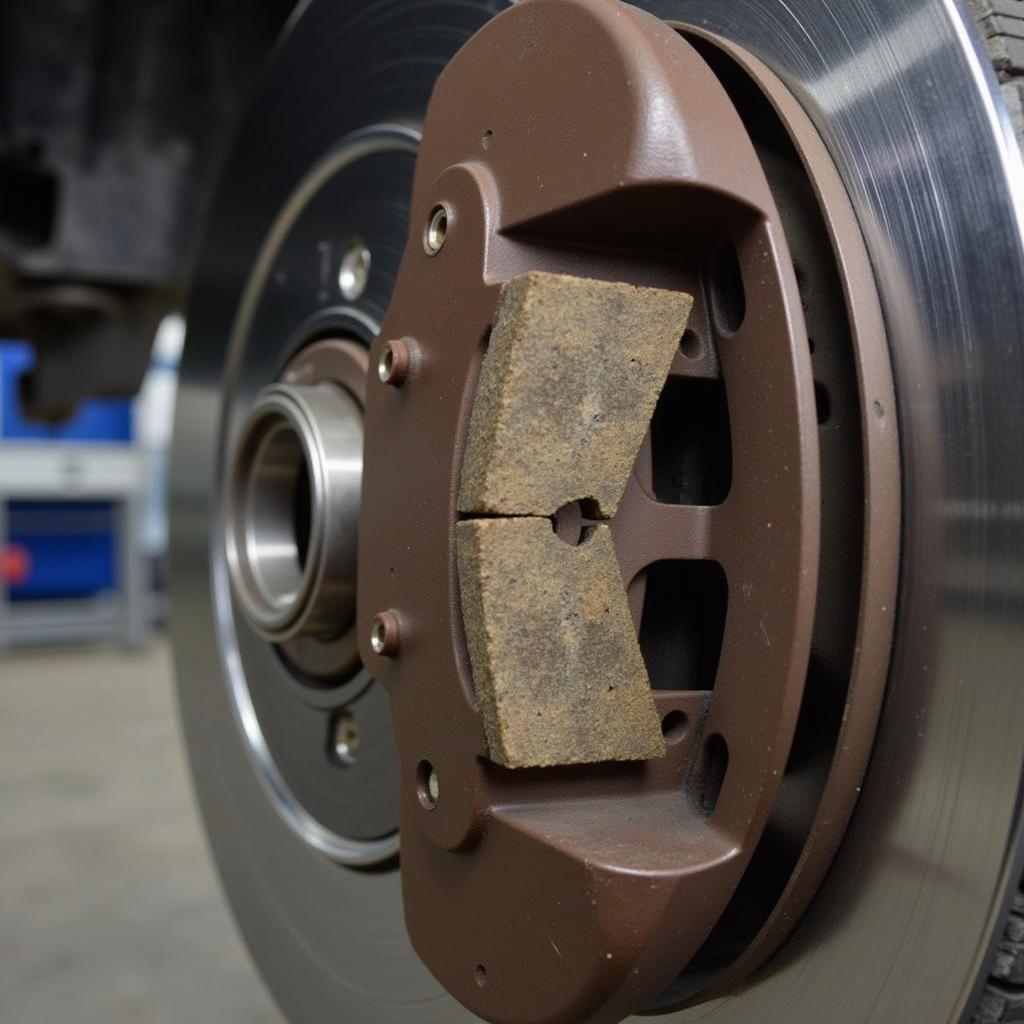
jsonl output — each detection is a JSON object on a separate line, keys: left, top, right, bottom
{"left": 171, "top": 1, "right": 1024, "bottom": 1023}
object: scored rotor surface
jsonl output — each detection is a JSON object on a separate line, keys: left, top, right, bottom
{"left": 170, "top": 2, "right": 1024, "bottom": 1023}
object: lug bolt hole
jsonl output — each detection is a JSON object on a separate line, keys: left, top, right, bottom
{"left": 331, "top": 712, "right": 360, "bottom": 766}
{"left": 338, "top": 237, "right": 371, "bottom": 301}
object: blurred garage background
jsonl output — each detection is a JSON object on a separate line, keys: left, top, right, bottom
{"left": 0, "top": 320, "right": 284, "bottom": 1024}
{"left": 0, "top": 1, "right": 296, "bottom": 1021}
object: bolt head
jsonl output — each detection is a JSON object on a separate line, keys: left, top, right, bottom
{"left": 338, "top": 238, "right": 371, "bottom": 301}
{"left": 332, "top": 712, "right": 361, "bottom": 766}
{"left": 377, "top": 339, "right": 410, "bottom": 387}
{"left": 370, "top": 610, "right": 400, "bottom": 657}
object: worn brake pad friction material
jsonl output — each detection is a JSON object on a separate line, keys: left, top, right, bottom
{"left": 458, "top": 271, "right": 694, "bottom": 518}
{"left": 457, "top": 517, "right": 666, "bottom": 768}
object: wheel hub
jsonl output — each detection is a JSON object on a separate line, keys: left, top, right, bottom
{"left": 226, "top": 376, "right": 362, "bottom": 643}
{"left": 210, "top": 132, "right": 419, "bottom": 867}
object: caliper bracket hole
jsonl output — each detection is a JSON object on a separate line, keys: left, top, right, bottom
{"left": 650, "top": 377, "right": 732, "bottom": 506}
{"left": 638, "top": 560, "right": 728, "bottom": 692}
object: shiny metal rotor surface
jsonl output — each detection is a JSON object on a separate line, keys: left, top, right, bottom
{"left": 170, "top": 1, "right": 1024, "bottom": 1022}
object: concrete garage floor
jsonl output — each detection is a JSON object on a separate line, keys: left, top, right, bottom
{"left": 0, "top": 636, "right": 284, "bottom": 1024}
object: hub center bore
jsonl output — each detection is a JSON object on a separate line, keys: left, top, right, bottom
{"left": 226, "top": 379, "right": 362, "bottom": 644}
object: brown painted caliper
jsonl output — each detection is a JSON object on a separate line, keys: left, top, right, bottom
{"left": 357, "top": 2, "right": 885, "bottom": 1022}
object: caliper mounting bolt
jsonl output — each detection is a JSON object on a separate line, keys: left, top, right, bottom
{"left": 370, "top": 610, "right": 401, "bottom": 657}
{"left": 378, "top": 338, "right": 411, "bottom": 387}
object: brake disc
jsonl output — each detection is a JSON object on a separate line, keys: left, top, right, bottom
{"left": 170, "top": 1, "right": 1024, "bottom": 1023}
